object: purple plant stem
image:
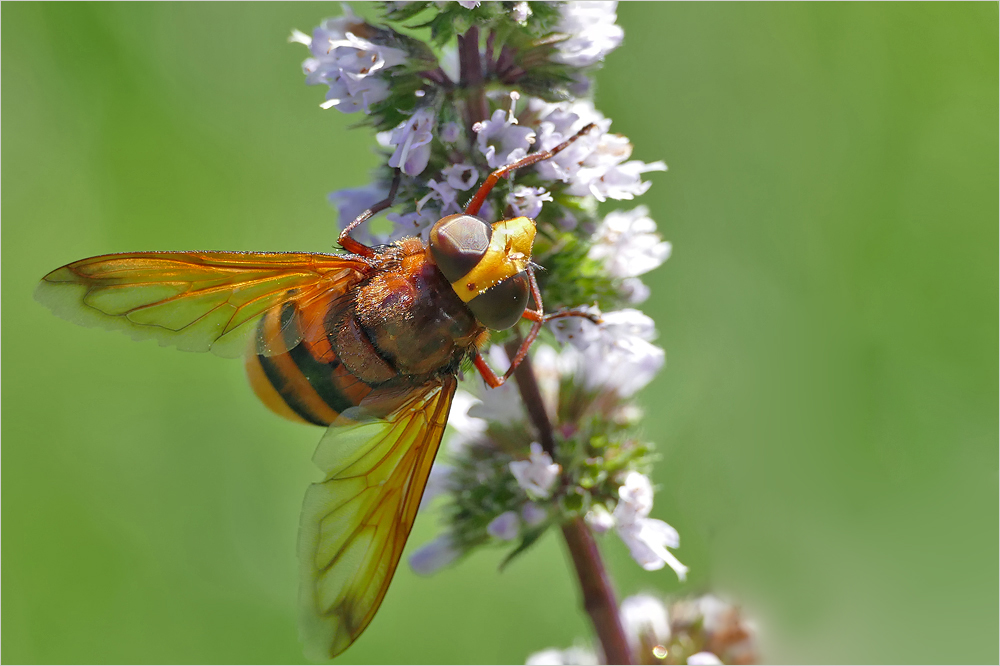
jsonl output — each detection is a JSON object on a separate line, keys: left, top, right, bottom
{"left": 458, "top": 26, "right": 489, "bottom": 139}
{"left": 505, "top": 341, "right": 635, "bottom": 665}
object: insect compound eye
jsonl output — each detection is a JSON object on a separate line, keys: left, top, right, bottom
{"left": 429, "top": 214, "right": 493, "bottom": 283}
{"left": 467, "top": 270, "right": 530, "bottom": 330}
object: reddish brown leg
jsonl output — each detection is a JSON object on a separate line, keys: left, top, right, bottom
{"left": 473, "top": 351, "right": 504, "bottom": 388}
{"left": 471, "top": 267, "right": 601, "bottom": 388}
{"left": 338, "top": 170, "right": 402, "bottom": 257}
{"left": 465, "top": 123, "right": 597, "bottom": 216}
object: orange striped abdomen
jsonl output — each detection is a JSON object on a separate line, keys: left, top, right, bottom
{"left": 245, "top": 299, "right": 373, "bottom": 427}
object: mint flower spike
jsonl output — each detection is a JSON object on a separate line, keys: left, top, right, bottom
{"left": 295, "top": 2, "right": 702, "bottom": 662}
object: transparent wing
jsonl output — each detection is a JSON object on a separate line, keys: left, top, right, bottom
{"left": 298, "top": 376, "right": 458, "bottom": 660}
{"left": 35, "top": 251, "right": 369, "bottom": 358}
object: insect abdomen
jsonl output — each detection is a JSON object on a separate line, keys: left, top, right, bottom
{"left": 245, "top": 301, "right": 373, "bottom": 427}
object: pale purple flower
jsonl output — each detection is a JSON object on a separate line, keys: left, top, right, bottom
{"left": 475, "top": 109, "right": 536, "bottom": 168}
{"left": 422, "top": 178, "right": 461, "bottom": 211}
{"left": 295, "top": 8, "right": 408, "bottom": 113}
{"left": 441, "top": 163, "right": 479, "bottom": 190}
{"left": 388, "top": 107, "right": 436, "bottom": 176}
{"left": 457, "top": 0, "right": 480, "bottom": 8}
{"left": 328, "top": 183, "right": 394, "bottom": 245}
{"left": 589, "top": 206, "right": 671, "bottom": 278}
{"left": 530, "top": 99, "right": 609, "bottom": 183}
{"left": 440, "top": 121, "right": 463, "bottom": 144}
{"left": 385, "top": 206, "right": 440, "bottom": 242}
{"left": 552, "top": 1, "right": 624, "bottom": 68}
{"left": 687, "top": 652, "right": 723, "bottom": 666}
{"left": 584, "top": 504, "right": 615, "bottom": 534}
{"left": 521, "top": 502, "right": 548, "bottom": 527}
{"left": 613, "top": 472, "right": 687, "bottom": 580}
{"left": 506, "top": 185, "right": 553, "bottom": 219}
{"left": 509, "top": 442, "right": 561, "bottom": 499}
{"left": 409, "top": 534, "right": 460, "bottom": 575}
{"left": 487, "top": 511, "right": 521, "bottom": 540}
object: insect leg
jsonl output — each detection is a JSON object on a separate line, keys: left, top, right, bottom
{"left": 465, "top": 123, "right": 597, "bottom": 216}
{"left": 338, "top": 169, "right": 402, "bottom": 257}
{"left": 472, "top": 351, "right": 505, "bottom": 388}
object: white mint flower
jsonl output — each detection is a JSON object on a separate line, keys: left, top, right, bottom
{"left": 552, "top": 1, "right": 624, "bottom": 68}
{"left": 525, "top": 647, "right": 598, "bottom": 666}
{"left": 296, "top": 8, "right": 408, "bottom": 113}
{"left": 487, "top": 511, "right": 520, "bottom": 540}
{"left": 441, "top": 163, "right": 479, "bottom": 190}
{"left": 584, "top": 504, "right": 615, "bottom": 534}
{"left": 620, "top": 594, "right": 672, "bottom": 657}
{"left": 409, "top": 534, "right": 460, "bottom": 575}
{"left": 549, "top": 309, "right": 664, "bottom": 398}
{"left": 687, "top": 652, "right": 723, "bottom": 666}
{"left": 696, "top": 594, "right": 731, "bottom": 633}
{"left": 619, "top": 277, "right": 651, "bottom": 304}
{"left": 509, "top": 442, "right": 561, "bottom": 499}
{"left": 511, "top": 1, "right": 531, "bottom": 24}
{"left": 589, "top": 206, "right": 671, "bottom": 278}
{"left": 475, "top": 109, "right": 536, "bottom": 168}
{"left": 388, "top": 107, "right": 436, "bottom": 176}
{"left": 457, "top": 0, "right": 481, "bottom": 8}
{"left": 547, "top": 305, "right": 605, "bottom": 351}
{"left": 529, "top": 99, "right": 664, "bottom": 202}
{"left": 585, "top": 337, "right": 664, "bottom": 398}
{"left": 613, "top": 472, "right": 687, "bottom": 580}
{"left": 568, "top": 134, "right": 667, "bottom": 202}
{"left": 506, "top": 185, "right": 553, "bottom": 219}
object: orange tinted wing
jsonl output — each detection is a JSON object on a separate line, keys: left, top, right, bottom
{"left": 35, "top": 251, "right": 370, "bottom": 358}
{"left": 298, "top": 376, "right": 457, "bottom": 660}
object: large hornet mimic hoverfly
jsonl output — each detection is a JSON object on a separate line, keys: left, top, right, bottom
{"left": 35, "top": 124, "right": 597, "bottom": 659}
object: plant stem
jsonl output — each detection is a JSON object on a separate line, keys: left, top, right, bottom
{"left": 458, "top": 25, "right": 489, "bottom": 139}
{"left": 505, "top": 341, "right": 634, "bottom": 666}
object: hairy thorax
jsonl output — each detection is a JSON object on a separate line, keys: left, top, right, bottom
{"left": 335, "top": 238, "right": 486, "bottom": 384}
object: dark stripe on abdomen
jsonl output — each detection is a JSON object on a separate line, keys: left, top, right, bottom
{"left": 255, "top": 351, "right": 332, "bottom": 427}
{"left": 250, "top": 301, "right": 372, "bottom": 427}
{"left": 285, "top": 344, "right": 355, "bottom": 415}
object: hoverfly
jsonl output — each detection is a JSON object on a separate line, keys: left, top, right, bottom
{"left": 35, "top": 123, "right": 596, "bottom": 659}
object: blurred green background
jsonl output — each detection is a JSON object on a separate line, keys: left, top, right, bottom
{"left": 3, "top": 3, "right": 996, "bottom": 663}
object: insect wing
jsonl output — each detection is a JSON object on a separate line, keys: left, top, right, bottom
{"left": 35, "top": 251, "right": 369, "bottom": 358}
{"left": 299, "top": 376, "right": 458, "bottom": 660}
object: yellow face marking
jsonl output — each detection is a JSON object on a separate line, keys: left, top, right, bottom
{"left": 449, "top": 217, "right": 535, "bottom": 303}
